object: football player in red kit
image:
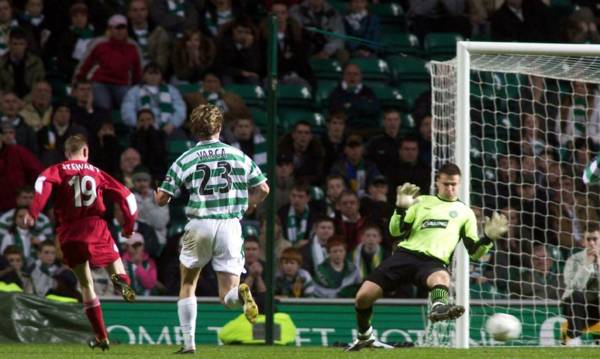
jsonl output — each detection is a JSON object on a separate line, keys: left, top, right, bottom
{"left": 24, "top": 134, "right": 138, "bottom": 351}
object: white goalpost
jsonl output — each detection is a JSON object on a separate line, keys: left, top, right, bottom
{"left": 430, "top": 42, "right": 600, "bottom": 348}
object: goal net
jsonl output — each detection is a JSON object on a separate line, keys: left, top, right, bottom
{"left": 430, "top": 43, "right": 600, "bottom": 347}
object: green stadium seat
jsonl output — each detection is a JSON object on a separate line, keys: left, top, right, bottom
{"left": 280, "top": 110, "right": 326, "bottom": 133}
{"left": 380, "top": 33, "right": 421, "bottom": 57}
{"left": 368, "top": 83, "right": 405, "bottom": 110}
{"left": 277, "top": 84, "right": 312, "bottom": 109}
{"left": 396, "top": 82, "right": 429, "bottom": 111}
{"left": 348, "top": 58, "right": 390, "bottom": 82}
{"left": 424, "top": 32, "right": 463, "bottom": 61}
{"left": 241, "top": 221, "right": 260, "bottom": 239}
{"left": 167, "top": 139, "right": 195, "bottom": 162}
{"left": 386, "top": 55, "right": 429, "bottom": 84}
{"left": 309, "top": 58, "right": 343, "bottom": 80}
{"left": 329, "top": 0, "right": 347, "bottom": 13}
{"left": 370, "top": 2, "right": 406, "bottom": 31}
{"left": 224, "top": 84, "right": 266, "bottom": 108}
{"left": 314, "top": 81, "right": 338, "bottom": 111}
{"left": 176, "top": 83, "right": 199, "bottom": 95}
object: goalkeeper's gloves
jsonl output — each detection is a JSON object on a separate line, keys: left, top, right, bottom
{"left": 484, "top": 212, "right": 508, "bottom": 240}
{"left": 395, "top": 182, "right": 420, "bottom": 209}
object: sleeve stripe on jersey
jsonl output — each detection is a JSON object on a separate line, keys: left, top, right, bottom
{"left": 34, "top": 176, "right": 47, "bottom": 194}
{"left": 160, "top": 182, "right": 177, "bottom": 194}
{"left": 126, "top": 193, "right": 138, "bottom": 215}
{"left": 188, "top": 197, "right": 248, "bottom": 209}
{"left": 249, "top": 174, "right": 267, "bottom": 187}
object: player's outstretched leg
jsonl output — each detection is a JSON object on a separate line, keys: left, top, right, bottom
{"left": 218, "top": 272, "right": 259, "bottom": 324}
{"left": 177, "top": 265, "right": 201, "bottom": 354}
{"left": 106, "top": 259, "right": 136, "bottom": 302}
{"left": 346, "top": 281, "right": 390, "bottom": 351}
{"left": 238, "top": 283, "right": 258, "bottom": 324}
{"left": 427, "top": 284, "right": 465, "bottom": 322}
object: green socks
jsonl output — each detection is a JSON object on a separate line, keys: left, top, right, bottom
{"left": 429, "top": 285, "right": 449, "bottom": 307}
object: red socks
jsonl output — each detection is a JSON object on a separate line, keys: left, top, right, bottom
{"left": 84, "top": 297, "right": 108, "bottom": 341}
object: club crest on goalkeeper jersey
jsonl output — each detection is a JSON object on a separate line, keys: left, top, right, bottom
{"left": 160, "top": 139, "right": 267, "bottom": 220}
{"left": 391, "top": 195, "right": 480, "bottom": 265}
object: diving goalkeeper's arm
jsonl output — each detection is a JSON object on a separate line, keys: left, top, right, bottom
{"left": 389, "top": 182, "right": 420, "bottom": 239}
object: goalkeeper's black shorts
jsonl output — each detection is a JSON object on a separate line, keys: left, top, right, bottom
{"left": 366, "top": 248, "right": 449, "bottom": 293}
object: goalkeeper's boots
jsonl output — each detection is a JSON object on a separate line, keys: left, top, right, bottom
{"left": 88, "top": 337, "right": 109, "bottom": 351}
{"left": 345, "top": 327, "right": 376, "bottom": 352}
{"left": 239, "top": 283, "right": 258, "bottom": 324}
{"left": 111, "top": 273, "right": 136, "bottom": 302}
{"left": 429, "top": 303, "right": 465, "bottom": 323}
{"left": 174, "top": 347, "right": 196, "bottom": 354}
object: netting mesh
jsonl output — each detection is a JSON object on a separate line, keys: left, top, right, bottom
{"left": 431, "top": 53, "right": 600, "bottom": 346}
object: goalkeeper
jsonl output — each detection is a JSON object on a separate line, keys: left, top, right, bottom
{"left": 346, "top": 163, "right": 508, "bottom": 351}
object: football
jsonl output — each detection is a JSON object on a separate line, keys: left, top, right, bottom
{"left": 485, "top": 313, "right": 522, "bottom": 342}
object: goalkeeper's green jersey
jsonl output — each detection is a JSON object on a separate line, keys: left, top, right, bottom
{"left": 389, "top": 195, "right": 492, "bottom": 265}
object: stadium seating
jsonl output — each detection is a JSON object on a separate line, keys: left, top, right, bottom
{"left": 386, "top": 55, "right": 429, "bottom": 85}
{"left": 280, "top": 110, "right": 326, "bottom": 134}
{"left": 176, "top": 83, "right": 200, "bottom": 96}
{"left": 396, "top": 82, "right": 430, "bottom": 111}
{"left": 309, "top": 58, "right": 343, "bottom": 80}
{"left": 379, "top": 33, "right": 421, "bottom": 57}
{"left": 276, "top": 84, "right": 313, "bottom": 111}
{"left": 348, "top": 58, "right": 390, "bottom": 83}
{"left": 424, "top": 32, "right": 463, "bottom": 61}
{"left": 370, "top": 2, "right": 407, "bottom": 33}
{"left": 313, "top": 80, "right": 338, "bottom": 111}
{"left": 368, "top": 83, "right": 406, "bottom": 110}
{"left": 224, "top": 84, "right": 266, "bottom": 109}
{"left": 167, "top": 139, "right": 195, "bottom": 163}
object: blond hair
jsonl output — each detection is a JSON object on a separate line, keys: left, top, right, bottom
{"left": 64, "top": 134, "right": 88, "bottom": 156}
{"left": 190, "top": 104, "right": 223, "bottom": 139}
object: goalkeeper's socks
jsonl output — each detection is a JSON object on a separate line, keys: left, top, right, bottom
{"left": 178, "top": 296, "right": 197, "bottom": 350}
{"left": 356, "top": 306, "right": 373, "bottom": 334}
{"left": 429, "top": 285, "right": 449, "bottom": 308}
{"left": 84, "top": 297, "right": 108, "bottom": 341}
{"left": 223, "top": 286, "right": 241, "bottom": 309}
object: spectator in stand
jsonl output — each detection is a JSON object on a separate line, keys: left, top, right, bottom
{"left": 0, "top": 130, "right": 43, "bottom": 212}
{"left": 200, "top": 0, "right": 239, "bottom": 37}
{"left": 510, "top": 243, "right": 562, "bottom": 300}
{"left": 367, "top": 108, "right": 402, "bottom": 174}
{"left": 484, "top": 153, "right": 519, "bottom": 209}
{"left": 549, "top": 176, "right": 600, "bottom": 248}
{"left": 74, "top": 14, "right": 143, "bottom": 111}
{"left": 118, "top": 147, "right": 142, "bottom": 189}
{"left": 289, "top": 0, "right": 348, "bottom": 62}
{"left": 121, "top": 63, "right": 187, "bottom": 138}
{"left": 352, "top": 224, "right": 388, "bottom": 282}
{"left": 561, "top": 224, "right": 600, "bottom": 346}
{"left": 275, "top": 247, "right": 315, "bottom": 298}
{"left": 517, "top": 113, "right": 548, "bottom": 157}
{"left": 257, "top": 216, "right": 292, "bottom": 261}
{"left": 0, "top": 27, "right": 44, "bottom": 98}
{"left": 215, "top": 16, "right": 263, "bottom": 85}
{"left": 28, "top": 239, "right": 60, "bottom": 297}
{"left": 127, "top": 0, "right": 170, "bottom": 72}
{"left": 556, "top": 82, "right": 600, "bottom": 147}
{"left": 0, "top": 206, "right": 45, "bottom": 267}
{"left": 278, "top": 182, "right": 318, "bottom": 248}
{"left": 324, "top": 174, "right": 346, "bottom": 218}
{"left": 278, "top": 120, "right": 324, "bottom": 185}
{"left": 490, "top": 0, "right": 558, "bottom": 42}
{"left": 330, "top": 134, "right": 380, "bottom": 197}
{"left": 91, "top": 267, "right": 115, "bottom": 297}
{"left": 55, "top": 3, "right": 97, "bottom": 80}
{"left": 564, "top": 7, "right": 600, "bottom": 44}
{"left": 314, "top": 236, "right": 361, "bottom": 298}
{"left": 415, "top": 113, "right": 432, "bottom": 167}
{"left": 360, "top": 176, "right": 393, "bottom": 241}
{"left": 257, "top": 153, "right": 295, "bottom": 218}
{"left": 0, "top": 0, "right": 35, "bottom": 57}
{"left": 132, "top": 165, "right": 169, "bottom": 248}
{"left": 69, "top": 80, "right": 110, "bottom": 142}
{"left": 0, "top": 186, "right": 52, "bottom": 237}
{"left": 260, "top": 2, "right": 315, "bottom": 89}
{"left": 301, "top": 216, "right": 335, "bottom": 276}
{"left": 342, "top": 0, "right": 380, "bottom": 58}
{"left": 37, "top": 101, "right": 88, "bottom": 166}
{"left": 240, "top": 236, "right": 266, "bottom": 311}
{"left": 19, "top": 80, "right": 52, "bottom": 132}
{"left": 90, "top": 121, "right": 122, "bottom": 177}
{"left": 121, "top": 232, "right": 158, "bottom": 296}
{"left": 183, "top": 72, "right": 248, "bottom": 128}
{"left": 329, "top": 63, "right": 381, "bottom": 130}
{"left": 334, "top": 190, "right": 366, "bottom": 252}
{"left": 320, "top": 110, "right": 347, "bottom": 172}
{"left": 0, "top": 245, "right": 32, "bottom": 292}
{"left": 386, "top": 136, "right": 431, "bottom": 201}
{"left": 407, "top": 0, "right": 471, "bottom": 44}
{"left": 129, "top": 109, "right": 168, "bottom": 180}
{"left": 18, "top": 0, "right": 51, "bottom": 53}
{"left": 1, "top": 92, "right": 37, "bottom": 153}
{"left": 227, "top": 114, "right": 267, "bottom": 172}
{"left": 111, "top": 204, "right": 162, "bottom": 260}
{"left": 171, "top": 29, "right": 216, "bottom": 85}
{"left": 149, "top": 0, "right": 200, "bottom": 40}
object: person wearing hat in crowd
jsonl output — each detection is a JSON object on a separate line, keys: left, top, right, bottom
{"left": 121, "top": 232, "right": 157, "bottom": 296}
{"left": 0, "top": 27, "right": 45, "bottom": 99}
{"left": 129, "top": 109, "right": 168, "bottom": 179}
{"left": 132, "top": 165, "right": 169, "bottom": 249}
{"left": 74, "top": 14, "right": 142, "bottom": 111}
{"left": 121, "top": 62, "right": 186, "bottom": 137}
{"left": 37, "top": 100, "right": 88, "bottom": 166}
{"left": 330, "top": 134, "right": 380, "bottom": 197}
{"left": 1, "top": 92, "right": 38, "bottom": 153}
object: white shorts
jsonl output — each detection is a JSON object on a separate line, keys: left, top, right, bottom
{"left": 179, "top": 218, "right": 244, "bottom": 275}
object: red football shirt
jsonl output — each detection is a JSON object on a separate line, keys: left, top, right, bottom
{"left": 29, "top": 160, "right": 137, "bottom": 235}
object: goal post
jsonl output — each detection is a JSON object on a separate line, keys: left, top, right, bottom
{"left": 431, "top": 41, "right": 600, "bottom": 349}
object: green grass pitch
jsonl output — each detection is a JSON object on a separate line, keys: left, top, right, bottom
{"left": 0, "top": 344, "right": 597, "bottom": 359}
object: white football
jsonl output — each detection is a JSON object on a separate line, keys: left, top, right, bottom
{"left": 485, "top": 313, "right": 522, "bottom": 341}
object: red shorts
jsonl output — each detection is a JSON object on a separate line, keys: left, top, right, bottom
{"left": 57, "top": 218, "right": 120, "bottom": 268}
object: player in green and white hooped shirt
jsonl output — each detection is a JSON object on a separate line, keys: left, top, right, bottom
{"left": 155, "top": 104, "right": 269, "bottom": 354}
{"left": 346, "top": 163, "right": 509, "bottom": 351}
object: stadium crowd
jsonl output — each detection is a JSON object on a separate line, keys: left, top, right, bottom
{"left": 1, "top": 0, "right": 600, "bottom": 307}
